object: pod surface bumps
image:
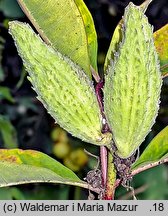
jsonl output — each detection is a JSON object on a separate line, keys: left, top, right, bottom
{"left": 104, "top": 3, "right": 162, "bottom": 158}
{"left": 9, "top": 21, "right": 112, "bottom": 146}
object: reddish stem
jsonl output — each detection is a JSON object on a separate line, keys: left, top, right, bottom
{"left": 95, "top": 81, "right": 116, "bottom": 199}
{"left": 95, "top": 81, "right": 108, "bottom": 189}
{"left": 95, "top": 80, "right": 110, "bottom": 133}
{"left": 131, "top": 158, "right": 168, "bottom": 176}
{"left": 91, "top": 66, "right": 101, "bottom": 83}
{"left": 95, "top": 81, "right": 104, "bottom": 114}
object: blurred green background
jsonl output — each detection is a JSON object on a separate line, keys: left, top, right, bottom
{"left": 0, "top": 0, "right": 168, "bottom": 200}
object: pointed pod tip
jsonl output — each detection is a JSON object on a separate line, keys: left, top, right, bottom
{"left": 116, "top": 148, "right": 135, "bottom": 159}
{"left": 127, "top": 0, "right": 153, "bottom": 12}
{"left": 8, "top": 20, "right": 21, "bottom": 28}
{"left": 8, "top": 21, "right": 24, "bottom": 36}
{"left": 8, "top": 21, "right": 16, "bottom": 32}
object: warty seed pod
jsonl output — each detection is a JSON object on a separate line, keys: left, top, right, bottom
{"left": 9, "top": 21, "right": 112, "bottom": 146}
{"left": 104, "top": 3, "right": 162, "bottom": 158}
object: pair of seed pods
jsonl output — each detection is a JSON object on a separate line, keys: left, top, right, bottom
{"left": 9, "top": 3, "right": 162, "bottom": 159}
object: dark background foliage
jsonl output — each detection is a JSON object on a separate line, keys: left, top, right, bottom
{"left": 0, "top": 0, "right": 168, "bottom": 199}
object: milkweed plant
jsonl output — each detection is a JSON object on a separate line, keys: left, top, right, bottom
{"left": 0, "top": 0, "right": 167, "bottom": 200}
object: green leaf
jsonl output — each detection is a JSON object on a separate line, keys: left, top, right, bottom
{"left": 0, "top": 0, "right": 24, "bottom": 18}
{"left": 17, "top": 0, "right": 92, "bottom": 78}
{"left": 22, "top": 185, "right": 70, "bottom": 200}
{"left": 0, "top": 115, "right": 18, "bottom": 149}
{"left": 9, "top": 21, "right": 112, "bottom": 146}
{"left": 0, "top": 86, "right": 15, "bottom": 103}
{"left": 16, "top": 67, "right": 27, "bottom": 89}
{"left": 132, "top": 165, "right": 168, "bottom": 199}
{"left": 104, "top": 20, "right": 122, "bottom": 72}
{"left": 154, "top": 24, "right": 168, "bottom": 77}
{"left": 132, "top": 126, "right": 168, "bottom": 170}
{"left": 0, "top": 187, "right": 25, "bottom": 200}
{"left": 104, "top": 3, "right": 162, "bottom": 158}
{"left": 9, "top": 187, "right": 25, "bottom": 200}
{"left": 74, "top": 0, "right": 98, "bottom": 73}
{"left": 0, "top": 149, "right": 87, "bottom": 189}
{"left": 0, "top": 188, "right": 16, "bottom": 200}
{"left": 0, "top": 67, "right": 4, "bottom": 82}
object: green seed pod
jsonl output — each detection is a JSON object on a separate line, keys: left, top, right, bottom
{"left": 9, "top": 21, "right": 112, "bottom": 146}
{"left": 104, "top": 3, "right": 162, "bottom": 158}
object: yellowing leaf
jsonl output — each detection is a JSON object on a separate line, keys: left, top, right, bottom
{"left": 0, "top": 149, "right": 87, "bottom": 188}
{"left": 154, "top": 24, "right": 168, "bottom": 77}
